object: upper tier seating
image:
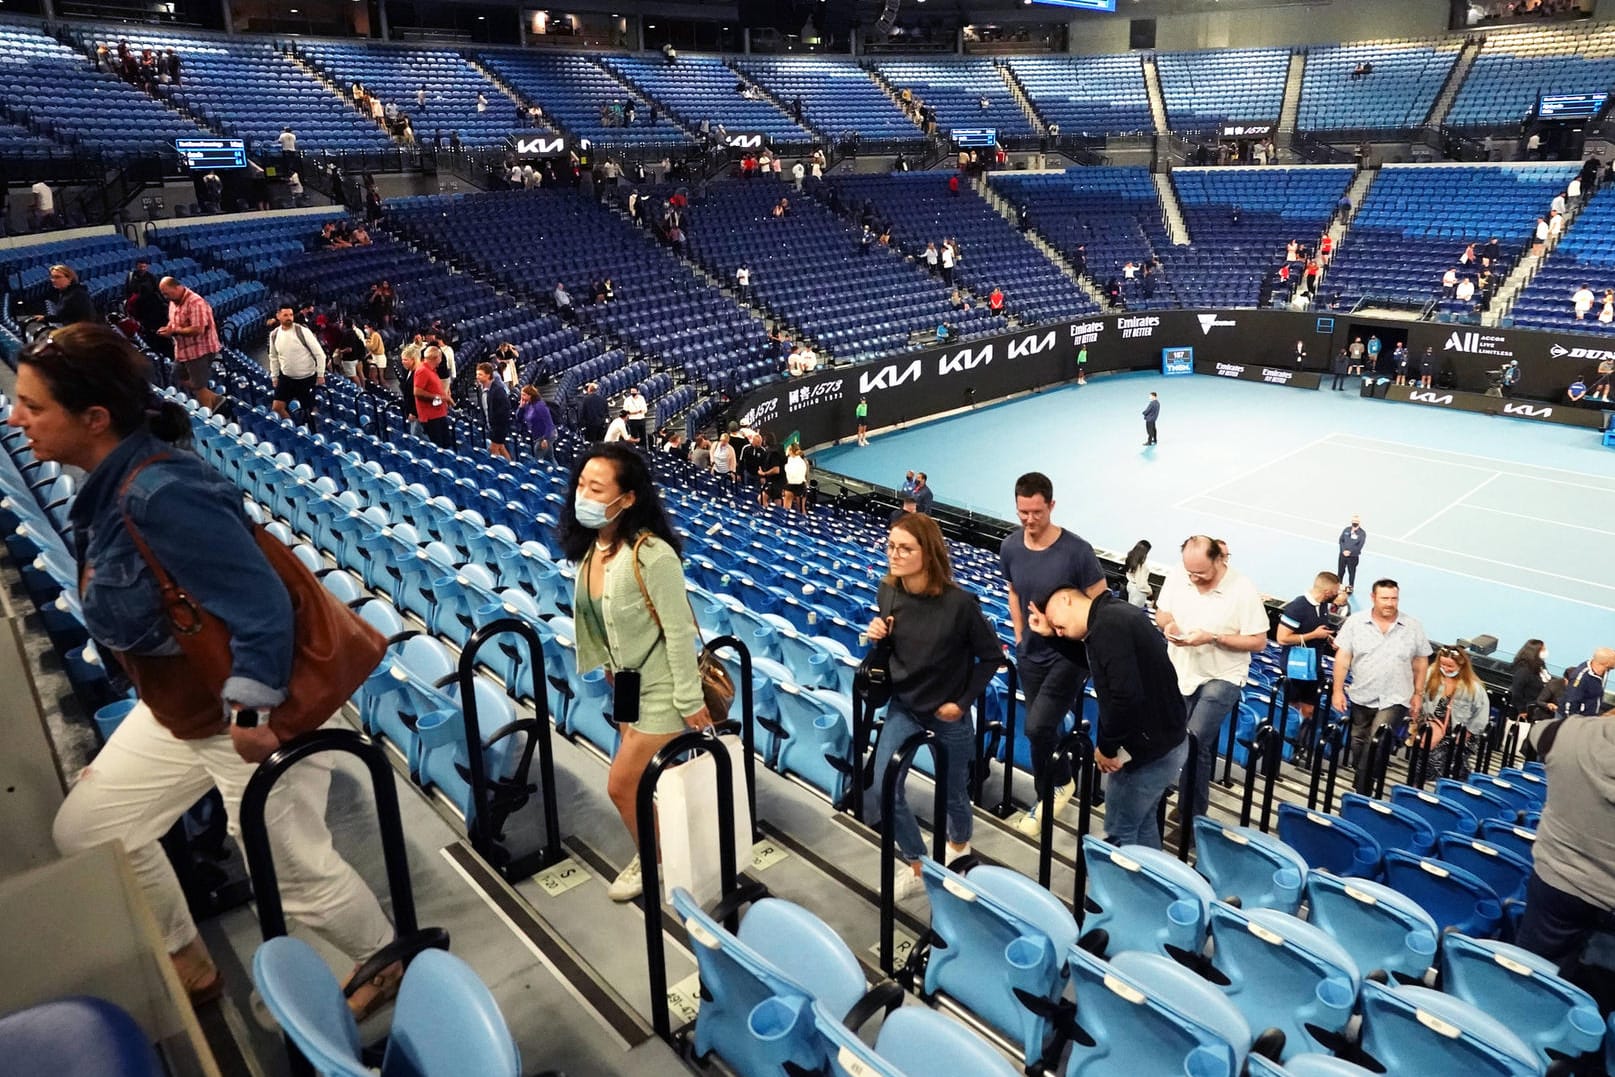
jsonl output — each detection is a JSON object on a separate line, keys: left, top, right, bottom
{"left": 990, "top": 168, "right": 1180, "bottom": 311}
{"left": 0, "top": 24, "right": 209, "bottom": 156}
{"left": 872, "top": 58, "right": 1037, "bottom": 138}
{"left": 679, "top": 180, "right": 1007, "bottom": 361}
{"left": 1155, "top": 48, "right": 1291, "bottom": 132}
{"left": 734, "top": 56, "right": 922, "bottom": 143}
{"left": 831, "top": 173, "right": 1098, "bottom": 324}
{"left": 476, "top": 51, "right": 688, "bottom": 148}
{"left": 1005, "top": 54, "right": 1154, "bottom": 137}
{"left": 601, "top": 55, "right": 815, "bottom": 146}
{"left": 1446, "top": 24, "right": 1615, "bottom": 129}
{"left": 1298, "top": 40, "right": 1462, "bottom": 132}
{"left": 1171, "top": 166, "right": 1354, "bottom": 307}
{"left": 74, "top": 27, "right": 394, "bottom": 154}
{"left": 387, "top": 188, "right": 779, "bottom": 396}
{"left": 294, "top": 42, "right": 530, "bottom": 148}
{"left": 1509, "top": 182, "right": 1615, "bottom": 334}
{"left": 1325, "top": 163, "right": 1576, "bottom": 309}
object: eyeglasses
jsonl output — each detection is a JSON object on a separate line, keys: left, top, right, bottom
{"left": 19, "top": 328, "right": 65, "bottom": 362}
{"left": 885, "top": 542, "right": 918, "bottom": 557}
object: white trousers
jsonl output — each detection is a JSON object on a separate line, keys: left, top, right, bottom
{"left": 54, "top": 701, "right": 393, "bottom": 959}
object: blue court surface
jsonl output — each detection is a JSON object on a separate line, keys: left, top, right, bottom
{"left": 815, "top": 370, "right": 1615, "bottom": 665}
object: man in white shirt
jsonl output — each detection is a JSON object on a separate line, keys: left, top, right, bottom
{"left": 791, "top": 161, "right": 805, "bottom": 190}
{"left": 1548, "top": 211, "right": 1564, "bottom": 240}
{"left": 1455, "top": 277, "right": 1475, "bottom": 304}
{"left": 798, "top": 345, "right": 818, "bottom": 373}
{"left": 30, "top": 180, "right": 54, "bottom": 229}
{"left": 735, "top": 264, "right": 751, "bottom": 299}
{"left": 1574, "top": 283, "right": 1596, "bottom": 319}
{"left": 278, "top": 127, "right": 297, "bottom": 153}
{"left": 267, "top": 306, "right": 326, "bottom": 431}
{"left": 428, "top": 332, "right": 456, "bottom": 378}
{"left": 940, "top": 243, "right": 955, "bottom": 284}
{"left": 622, "top": 385, "right": 648, "bottom": 442}
{"left": 1551, "top": 190, "right": 1567, "bottom": 216}
{"left": 603, "top": 409, "right": 634, "bottom": 443}
{"left": 476, "top": 92, "right": 488, "bottom": 113}
{"left": 1154, "top": 536, "right": 1270, "bottom": 822}
{"left": 1442, "top": 267, "right": 1459, "bottom": 296}
{"left": 786, "top": 347, "right": 806, "bottom": 377}
{"left": 1331, "top": 579, "right": 1429, "bottom": 794}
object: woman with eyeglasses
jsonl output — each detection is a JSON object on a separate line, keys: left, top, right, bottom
{"left": 7, "top": 324, "right": 398, "bottom": 1014}
{"left": 864, "top": 513, "right": 1002, "bottom": 903}
{"left": 1411, "top": 646, "right": 1489, "bottom": 783}
{"left": 560, "top": 443, "right": 713, "bottom": 904}
{"left": 34, "top": 263, "right": 99, "bottom": 330}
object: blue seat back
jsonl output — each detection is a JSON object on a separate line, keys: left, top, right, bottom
{"left": 1190, "top": 818, "right": 1306, "bottom": 914}
{"left": 383, "top": 949, "right": 521, "bottom": 1077}
{"left": 1475, "top": 819, "right": 1536, "bottom": 863}
{"left": 809, "top": 1000, "right": 1021, "bottom": 1077}
{"left": 1301, "top": 872, "right": 1439, "bottom": 981}
{"left": 1356, "top": 981, "right": 1541, "bottom": 1077}
{"left": 1438, "top": 933, "right": 1604, "bottom": 1069}
{"left": 252, "top": 936, "right": 367, "bottom": 1076}
{"left": 1434, "top": 778, "right": 1518, "bottom": 825}
{"left": 1275, "top": 803, "right": 1382, "bottom": 878}
{"left": 1246, "top": 1056, "right": 1380, "bottom": 1077}
{"left": 1081, "top": 836, "right": 1214, "bottom": 959}
{"left": 1380, "top": 851, "right": 1503, "bottom": 938}
{"left": 1390, "top": 784, "right": 1480, "bottom": 836}
{"left": 1338, "top": 792, "right": 1436, "bottom": 857}
{"left": 1433, "top": 832, "right": 1533, "bottom": 904}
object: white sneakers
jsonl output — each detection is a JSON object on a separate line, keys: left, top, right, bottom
{"left": 608, "top": 854, "right": 643, "bottom": 902}
{"left": 892, "top": 864, "right": 926, "bottom": 902}
{"left": 1015, "top": 781, "right": 1077, "bottom": 836}
{"left": 1051, "top": 780, "right": 1077, "bottom": 817}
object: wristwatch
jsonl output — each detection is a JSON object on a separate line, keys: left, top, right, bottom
{"left": 234, "top": 708, "right": 263, "bottom": 729}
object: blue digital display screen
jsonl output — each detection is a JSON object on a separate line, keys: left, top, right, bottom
{"left": 1029, "top": 0, "right": 1117, "bottom": 10}
{"left": 1315, "top": 317, "right": 1336, "bottom": 334}
{"left": 950, "top": 128, "right": 999, "bottom": 148}
{"left": 175, "top": 138, "right": 248, "bottom": 169}
{"left": 1162, "top": 346, "right": 1194, "bottom": 376}
{"left": 1540, "top": 93, "right": 1607, "bottom": 119}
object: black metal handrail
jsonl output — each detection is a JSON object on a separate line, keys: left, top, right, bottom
{"left": 987, "top": 660, "right": 1022, "bottom": 818}
{"left": 1364, "top": 724, "right": 1396, "bottom": 800}
{"left": 638, "top": 722, "right": 742, "bottom": 1043}
{"left": 455, "top": 616, "right": 563, "bottom": 880}
{"left": 702, "top": 634, "right": 758, "bottom": 838}
{"left": 878, "top": 727, "right": 946, "bottom": 977}
{"left": 1036, "top": 722, "right": 1093, "bottom": 889}
{"left": 1406, "top": 723, "right": 1435, "bottom": 789}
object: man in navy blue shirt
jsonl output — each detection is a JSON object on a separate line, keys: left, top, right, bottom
{"left": 1562, "top": 649, "right": 1613, "bottom": 717}
{"left": 1336, "top": 515, "right": 1366, "bottom": 590}
{"left": 1275, "top": 571, "right": 1343, "bottom": 764}
{"left": 1142, "top": 392, "right": 1160, "bottom": 446}
{"left": 911, "top": 472, "right": 934, "bottom": 515}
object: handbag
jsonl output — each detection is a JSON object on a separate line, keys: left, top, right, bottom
{"left": 1285, "top": 644, "right": 1318, "bottom": 682}
{"left": 628, "top": 534, "right": 735, "bottom": 720}
{"left": 107, "top": 456, "right": 388, "bottom": 740}
{"left": 655, "top": 732, "right": 754, "bottom": 904}
{"left": 854, "top": 588, "right": 894, "bottom": 709}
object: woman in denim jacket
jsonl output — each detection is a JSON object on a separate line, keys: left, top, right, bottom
{"left": 8, "top": 324, "right": 397, "bottom": 1014}
{"left": 561, "top": 444, "right": 712, "bottom": 903}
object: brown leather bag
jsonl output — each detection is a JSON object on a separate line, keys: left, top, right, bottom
{"left": 108, "top": 456, "right": 387, "bottom": 741}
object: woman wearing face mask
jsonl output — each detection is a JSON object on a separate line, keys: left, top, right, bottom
{"left": 561, "top": 444, "right": 712, "bottom": 902}
{"left": 1510, "top": 639, "right": 1554, "bottom": 724}
{"left": 864, "top": 513, "right": 1002, "bottom": 903}
{"left": 1411, "top": 646, "right": 1489, "bottom": 783}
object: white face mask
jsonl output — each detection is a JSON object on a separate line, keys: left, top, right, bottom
{"left": 1441, "top": 667, "right": 1459, "bottom": 679}
{"left": 1538, "top": 649, "right": 1548, "bottom": 663}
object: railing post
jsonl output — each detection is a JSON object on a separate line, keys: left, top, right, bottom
{"left": 1219, "top": 696, "right": 1241, "bottom": 788}
{"left": 1171, "top": 732, "right": 1199, "bottom": 859}
{"left": 993, "top": 660, "right": 1021, "bottom": 818}
{"left": 1321, "top": 720, "right": 1348, "bottom": 814}
{"left": 638, "top": 725, "right": 740, "bottom": 1044}
{"left": 1239, "top": 724, "right": 1271, "bottom": 828}
{"left": 879, "top": 728, "right": 945, "bottom": 977}
{"left": 703, "top": 635, "right": 758, "bottom": 839}
{"left": 1368, "top": 725, "right": 1395, "bottom": 800}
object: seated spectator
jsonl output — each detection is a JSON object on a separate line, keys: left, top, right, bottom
{"left": 37, "top": 264, "right": 98, "bottom": 328}
{"left": 553, "top": 280, "right": 575, "bottom": 320}
{"left": 1601, "top": 289, "right": 1614, "bottom": 324}
{"left": 1455, "top": 276, "right": 1475, "bottom": 304}
{"left": 988, "top": 286, "right": 1005, "bottom": 313}
{"left": 935, "top": 322, "right": 950, "bottom": 344}
{"left": 1567, "top": 379, "right": 1588, "bottom": 402}
{"left": 604, "top": 409, "right": 634, "bottom": 443}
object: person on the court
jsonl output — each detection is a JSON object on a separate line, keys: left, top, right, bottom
{"left": 1001, "top": 472, "right": 1108, "bottom": 836}
{"left": 1142, "top": 392, "right": 1159, "bottom": 446}
{"left": 1155, "top": 537, "right": 1269, "bottom": 826}
{"left": 1330, "top": 579, "right": 1430, "bottom": 795}
{"left": 1275, "top": 571, "right": 1342, "bottom": 765}
{"left": 1336, "top": 514, "right": 1365, "bottom": 590}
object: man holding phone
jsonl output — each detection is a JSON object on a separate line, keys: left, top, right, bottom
{"left": 1154, "top": 536, "right": 1270, "bottom": 826}
{"left": 1029, "top": 586, "right": 1188, "bottom": 850}
{"left": 1275, "top": 571, "right": 1343, "bottom": 766}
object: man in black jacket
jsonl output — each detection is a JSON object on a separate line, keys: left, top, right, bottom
{"left": 577, "top": 382, "right": 608, "bottom": 442}
{"left": 1031, "top": 587, "right": 1188, "bottom": 850}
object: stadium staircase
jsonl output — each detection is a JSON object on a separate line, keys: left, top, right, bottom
{"left": 1142, "top": 53, "right": 1170, "bottom": 136}
{"left": 995, "top": 60, "right": 1047, "bottom": 137}
{"left": 279, "top": 44, "right": 398, "bottom": 144}
{"left": 972, "top": 174, "right": 1107, "bottom": 307}
{"left": 722, "top": 58, "right": 833, "bottom": 144}
{"left": 1153, "top": 172, "right": 1192, "bottom": 245}
{"left": 465, "top": 56, "right": 551, "bottom": 134}
{"left": 1485, "top": 193, "right": 1588, "bottom": 325}
{"left": 1276, "top": 48, "right": 1306, "bottom": 150}
{"left": 1425, "top": 36, "right": 1482, "bottom": 129}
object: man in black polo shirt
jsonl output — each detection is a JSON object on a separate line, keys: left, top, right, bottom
{"left": 1275, "top": 571, "right": 1343, "bottom": 765}
{"left": 1562, "top": 648, "right": 1613, "bottom": 717}
{"left": 1031, "top": 586, "right": 1189, "bottom": 851}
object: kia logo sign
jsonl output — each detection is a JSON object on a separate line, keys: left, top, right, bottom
{"left": 1007, "top": 331, "right": 1056, "bottom": 359}
{"left": 726, "top": 134, "right": 766, "bottom": 149}
{"left": 859, "top": 358, "right": 922, "bottom": 394}
{"left": 509, "top": 137, "right": 566, "bottom": 155}
{"left": 1408, "top": 391, "right": 1454, "bottom": 405}
{"left": 1502, "top": 402, "right": 1553, "bottom": 418}
{"left": 938, "top": 344, "right": 993, "bottom": 375}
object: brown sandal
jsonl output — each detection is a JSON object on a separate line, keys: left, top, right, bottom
{"left": 171, "top": 937, "right": 223, "bottom": 1008}
{"left": 345, "top": 959, "right": 404, "bottom": 1022}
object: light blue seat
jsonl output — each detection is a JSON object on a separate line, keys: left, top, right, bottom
{"left": 1380, "top": 851, "right": 1504, "bottom": 939}
{"left": 775, "top": 628, "right": 837, "bottom": 690}
{"left": 1190, "top": 818, "right": 1307, "bottom": 914}
{"left": 1063, "top": 947, "right": 1253, "bottom": 1077}
{"left": 1276, "top": 804, "right": 1382, "bottom": 879}
{"left": 1434, "top": 832, "right": 1533, "bottom": 905}
{"left": 1302, "top": 872, "right": 1439, "bottom": 982}
{"left": 567, "top": 667, "right": 617, "bottom": 756}
{"left": 1246, "top": 1056, "right": 1379, "bottom": 1077}
{"left": 1439, "top": 933, "right": 1604, "bottom": 1070}
{"left": 1355, "top": 981, "right": 1541, "bottom": 1077}
{"left": 773, "top": 682, "right": 854, "bottom": 802}
{"left": 361, "top": 634, "right": 455, "bottom": 759}
{"left": 810, "top": 1000, "right": 1021, "bottom": 1077}
{"left": 918, "top": 859, "right": 1079, "bottom": 1066}
{"left": 428, "top": 563, "right": 500, "bottom": 647}
{"left": 1204, "top": 903, "right": 1360, "bottom": 1060}
{"left": 1391, "top": 784, "right": 1480, "bottom": 837}
{"left": 1434, "top": 778, "right": 1519, "bottom": 825}
{"left": 1080, "top": 836, "right": 1214, "bottom": 959}
{"left": 1465, "top": 774, "right": 1540, "bottom": 817}
{"left": 393, "top": 541, "right": 460, "bottom": 624}
{"left": 252, "top": 936, "right": 520, "bottom": 1077}
{"left": 670, "top": 888, "right": 866, "bottom": 1077}
{"left": 1338, "top": 792, "right": 1437, "bottom": 857}
{"left": 321, "top": 569, "right": 367, "bottom": 607}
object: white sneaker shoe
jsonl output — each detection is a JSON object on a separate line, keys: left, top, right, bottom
{"left": 608, "top": 855, "right": 643, "bottom": 902}
{"left": 1051, "top": 780, "right": 1077, "bottom": 818}
{"left": 892, "top": 864, "right": 926, "bottom": 902}
{"left": 1016, "top": 807, "right": 1042, "bottom": 836}
{"left": 945, "top": 843, "right": 972, "bottom": 864}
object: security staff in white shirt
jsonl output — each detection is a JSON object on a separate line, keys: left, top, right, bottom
{"left": 267, "top": 306, "right": 326, "bottom": 430}
{"left": 622, "top": 386, "right": 649, "bottom": 442}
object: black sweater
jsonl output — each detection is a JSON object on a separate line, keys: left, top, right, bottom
{"left": 880, "top": 580, "right": 1002, "bottom": 717}
{"left": 1083, "top": 592, "right": 1188, "bottom": 769}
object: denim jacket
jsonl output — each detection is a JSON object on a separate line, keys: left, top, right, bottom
{"left": 70, "top": 429, "right": 293, "bottom": 712}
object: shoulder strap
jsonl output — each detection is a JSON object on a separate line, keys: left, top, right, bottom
{"left": 115, "top": 454, "right": 208, "bottom": 636}
{"left": 630, "top": 532, "right": 708, "bottom": 647}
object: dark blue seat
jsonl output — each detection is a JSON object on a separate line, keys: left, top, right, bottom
{"left": 0, "top": 997, "right": 162, "bottom": 1077}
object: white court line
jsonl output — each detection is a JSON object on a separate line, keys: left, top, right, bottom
{"left": 1399, "top": 473, "right": 1501, "bottom": 541}
{"left": 1326, "top": 431, "right": 1610, "bottom": 484}
{"left": 1187, "top": 493, "right": 1340, "bottom": 531}
{"left": 1175, "top": 434, "right": 1337, "bottom": 510}
{"left": 1460, "top": 503, "right": 1615, "bottom": 539}
{"left": 1323, "top": 437, "right": 1602, "bottom": 495}
{"left": 1185, "top": 499, "right": 1615, "bottom": 612}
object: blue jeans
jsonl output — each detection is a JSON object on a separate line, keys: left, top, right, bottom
{"left": 866, "top": 699, "right": 975, "bottom": 862}
{"left": 1179, "top": 679, "right": 1243, "bottom": 821}
{"left": 1104, "top": 737, "right": 1190, "bottom": 850}
{"left": 1019, "top": 657, "right": 1085, "bottom": 799}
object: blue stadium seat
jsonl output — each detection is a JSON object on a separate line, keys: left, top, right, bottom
{"left": 1302, "top": 872, "right": 1439, "bottom": 981}
{"left": 1190, "top": 818, "right": 1307, "bottom": 914}
{"left": 1354, "top": 980, "right": 1541, "bottom": 1077}
{"left": 1275, "top": 803, "right": 1383, "bottom": 878}
{"left": 1439, "top": 933, "right": 1605, "bottom": 1070}
{"left": 1380, "top": 851, "right": 1504, "bottom": 938}
{"left": 1337, "top": 792, "right": 1437, "bottom": 857}
{"left": 808, "top": 999, "right": 1021, "bottom": 1077}
{"left": 1080, "top": 836, "right": 1214, "bottom": 959}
